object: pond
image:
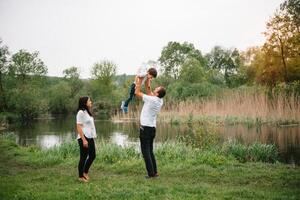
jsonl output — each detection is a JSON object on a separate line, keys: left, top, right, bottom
{"left": 1, "top": 117, "right": 299, "bottom": 165}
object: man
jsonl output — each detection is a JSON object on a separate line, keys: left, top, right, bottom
{"left": 134, "top": 75, "right": 166, "bottom": 178}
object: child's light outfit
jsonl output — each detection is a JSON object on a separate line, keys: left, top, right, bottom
{"left": 121, "top": 66, "right": 148, "bottom": 113}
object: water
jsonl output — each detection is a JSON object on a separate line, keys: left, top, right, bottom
{"left": 1, "top": 117, "right": 299, "bottom": 165}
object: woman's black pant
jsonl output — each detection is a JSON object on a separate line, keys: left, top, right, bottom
{"left": 78, "top": 137, "right": 96, "bottom": 178}
{"left": 139, "top": 126, "right": 157, "bottom": 177}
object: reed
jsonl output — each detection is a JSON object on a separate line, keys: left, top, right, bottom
{"left": 113, "top": 87, "right": 300, "bottom": 125}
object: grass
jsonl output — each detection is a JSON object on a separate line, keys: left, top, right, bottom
{"left": 0, "top": 136, "right": 300, "bottom": 200}
{"left": 113, "top": 87, "right": 300, "bottom": 126}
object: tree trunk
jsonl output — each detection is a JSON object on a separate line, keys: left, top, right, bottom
{"left": 279, "top": 38, "right": 288, "bottom": 82}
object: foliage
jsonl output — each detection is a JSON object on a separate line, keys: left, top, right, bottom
{"left": 177, "top": 117, "right": 220, "bottom": 150}
{"left": 63, "top": 66, "right": 83, "bottom": 98}
{"left": 159, "top": 41, "right": 206, "bottom": 80}
{"left": 167, "top": 81, "right": 220, "bottom": 100}
{"left": 205, "top": 46, "right": 242, "bottom": 87}
{"left": 9, "top": 50, "right": 47, "bottom": 86}
{"left": 179, "top": 58, "right": 206, "bottom": 83}
{"left": 223, "top": 139, "right": 279, "bottom": 163}
{"left": 48, "top": 81, "right": 73, "bottom": 114}
{"left": 8, "top": 87, "right": 48, "bottom": 120}
{"left": 90, "top": 60, "right": 117, "bottom": 101}
{"left": 0, "top": 40, "right": 10, "bottom": 111}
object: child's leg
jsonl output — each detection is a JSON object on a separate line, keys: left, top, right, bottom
{"left": 124, "top": 83, "right": 136, "bottom": 107}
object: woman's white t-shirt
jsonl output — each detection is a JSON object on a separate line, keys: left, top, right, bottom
{"left": 76, "top": 110, "right": 97, "bottom": 139}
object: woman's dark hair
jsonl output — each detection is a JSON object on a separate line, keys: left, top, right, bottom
{"left": 148, "top": 68, "right": 157, "bottom": 78}
{"left": 77, "top": 96, "right": 93, "bottom": 116}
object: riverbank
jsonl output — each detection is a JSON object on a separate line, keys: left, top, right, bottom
{"left": 0, "top": 136, "right": 299, "bottom": 199}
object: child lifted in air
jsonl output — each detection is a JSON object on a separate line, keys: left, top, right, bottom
{"left": 120, "top": 66, "right": 157, "bottom": 113}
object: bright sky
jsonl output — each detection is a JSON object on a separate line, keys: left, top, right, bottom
{"left": 0, "top": 0, "right": 283, "bottom": 78}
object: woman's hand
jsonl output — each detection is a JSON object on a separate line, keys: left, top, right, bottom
{"left": 83, "top": 139, "right": 88, "bottom": 148}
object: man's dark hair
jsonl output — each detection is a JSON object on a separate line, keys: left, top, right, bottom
{"left": 148, "top": 68, "right": 157, "bottom": 78}
{"left": 157, "top": 87, "right": 166, "bottom": 98}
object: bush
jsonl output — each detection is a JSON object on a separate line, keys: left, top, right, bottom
{"left": 177, "top": 119, "right": 220, "bottom": 149}
{"left": 97, "top": 141, "right": 139, "bottom": 164}
{"left": 168, "top": 81, "right": 221, "bottom": 100}
{"left": 223, "top": 139, "right": 279, "bottom": 163}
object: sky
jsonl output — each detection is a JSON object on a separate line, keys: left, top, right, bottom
{"left": 0, "top": 0, "right": 284, "bottom": 78}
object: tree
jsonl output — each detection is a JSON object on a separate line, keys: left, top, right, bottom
{"left": 48, "top": 81, "right": 72, "bottom": 114}
{"left": 63, "top": 66, "right": 83, "bottom": 98}
{"left": 281, "top": 0, "right": 300, "bottom": 28}
{"left": 206, "top": 46, "right": 242, "bottom": 87}
{"left": 7, "top": 50, "right": 48, "bottom": 120}
{"left": 9, "top": 50, "right": 47, "bottom": 86}
{"left": 179, "top": 58, "right": 206, "bottom": 83}
{"left": 0, "top": 39, "right": 9, "bottom": 111}
{"left": 159, "top": 41, "right": 206, "bottom": 80}
{"left": 262, "top": 0, "right": 300, "bottom": 83}
{"left": 90, "top": 60, "right": 117, "bottom": 100}
{"left": 240, "top": 47, "right": 261, "bottom": 85}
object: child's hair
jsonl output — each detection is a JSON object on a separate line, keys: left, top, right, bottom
{"left": 147, "top": 68, "right": 157, "bottom": 78}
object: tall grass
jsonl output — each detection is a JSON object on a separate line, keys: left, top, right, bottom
{"left": 18, "top": 138, "right": 279, "bottom": 167}
{"left": 163, "top": 87, "right": 299, "bottom": 123}
{"left": 113, "top": 86, "right": 300, "bottom": 125}
{"left": 222, "top": 139, "right": 279, "bottom": 163}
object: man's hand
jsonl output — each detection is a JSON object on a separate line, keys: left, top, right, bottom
{"left": 135, "top": 76, "right": 144, "bottom": 99}
{"left": 145, "top": 77, "right": 153, "bottom": 96}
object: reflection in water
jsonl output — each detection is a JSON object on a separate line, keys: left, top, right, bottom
{"left": 1, "top": 117, "right": 299, "bottom": 165}
{"left": 110, "top": 132, "right": 139, "bottom": 148}
{"left": 219, "top": 125, "right": 300, "bottom": 165}
{"left": 37, "top": 135, "right": 60, "bottom": 149}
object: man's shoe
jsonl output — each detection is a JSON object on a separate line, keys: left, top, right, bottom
{"left": 145, "top": 174, "right": 158, "bottom": 179}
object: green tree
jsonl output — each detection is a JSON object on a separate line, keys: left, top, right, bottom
{"left": 206, "top": 46, "right": 242, "bottom": 87}
{"left": 7, "top": 50, "right": 48, "bottom": 120}
{"left": 90, "top": 60, "right": 117, "bottom": 100}
{"left": 8, "top": 87, "right": 48, "bottom": 121}
{"left": 0, "top": 39, "right": 9, "bottom": 111}
{"left": 159, "top": 41, "right": 206, "bottom": 80}
{"left": 63, "top": 66, "right": 83, "bottom": 98}
{"left": 180, "top": 58, "right": 206, "bottom": 83}
{"left": 9, "top": 50, "right": 47, "bottom": 86}
{"left": 48, "top": 81, "right": 72, "bottom": 114}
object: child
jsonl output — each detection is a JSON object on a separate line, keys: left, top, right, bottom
{"left": 121, "top": 66, "right": 157, "bottom": 113}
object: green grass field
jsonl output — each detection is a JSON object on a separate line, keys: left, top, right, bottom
{"left": 0, "top": 137, "right": 299, "bottom": 200}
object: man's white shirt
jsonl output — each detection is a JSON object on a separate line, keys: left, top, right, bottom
{"left": 140, "top": 94, "right": 163, "bottom": 127}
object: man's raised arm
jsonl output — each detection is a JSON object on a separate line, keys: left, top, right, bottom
{"left": 145, "top": 77, "right": 153, "bottom": 96}
{"left": 134, "top": 76, "right": 144, "bottom": 99}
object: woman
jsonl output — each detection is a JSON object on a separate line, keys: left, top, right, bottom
{"left": 76, "top": 96, "right": 97, "bottom": 183}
